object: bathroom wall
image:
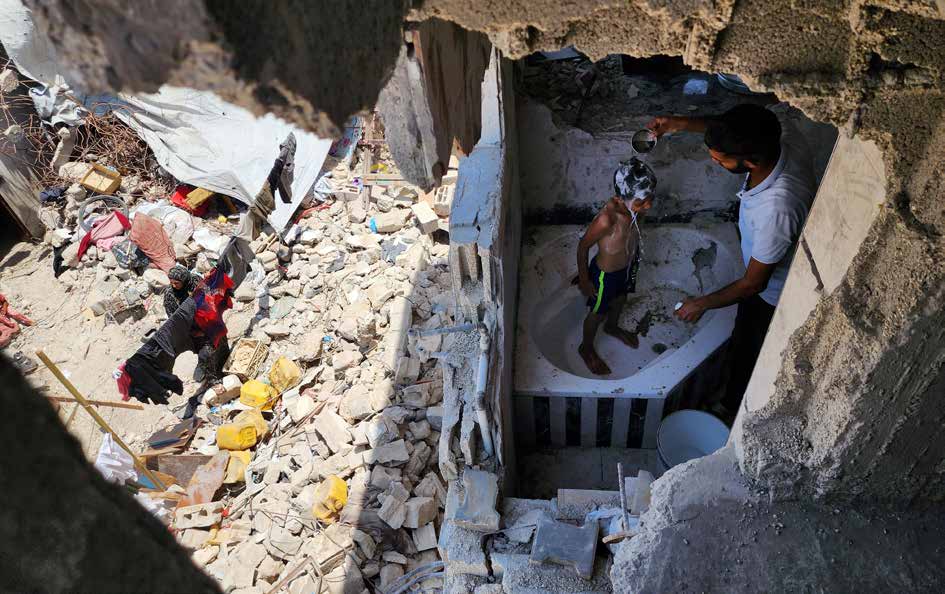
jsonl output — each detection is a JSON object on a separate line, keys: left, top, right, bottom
{"left": 516, "top": 63, "right": 838, "bottom": 226}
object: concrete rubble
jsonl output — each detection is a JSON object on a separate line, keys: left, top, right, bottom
{"left": 10, "top": 128, "right": 471, "bottom": 592}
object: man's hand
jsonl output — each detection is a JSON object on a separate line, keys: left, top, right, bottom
{"left": 646, "top": 115, "right": 687, "bottom": 138}
{"left": 675, "top": 297, "right": 706, "bottom": 323}
{"left": 578, "top": 277, "right": 596, "bottom": 299}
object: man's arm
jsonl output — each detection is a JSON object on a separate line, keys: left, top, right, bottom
{"left": 676, "top": 258, "right": 776, "bottom": 322}
{"left": 576, "top": 212, "right": 614, "bottom": 298}
{"left": 646, "top": 115, "right": 710, "bottom": 137}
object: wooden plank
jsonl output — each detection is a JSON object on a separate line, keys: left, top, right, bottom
{"left": 642, "top": 398, "right": 665, "bottom": 449}
{"left": 549, "top": 396, "right": 567, "bottom": 447}
{"left": 46, "top": 396, "right": 143, "bottom": 410}
{"left": 580, "top": 397, "right": 598, "bottom": 447}
{"left": 514, "top": 396, "right": 536, "bottom": 449}
{"left": 612, "top": 397, "right": 632, "bottom": 448}
{"left": 36, "top": 349, "right": 166, "bottom": 490}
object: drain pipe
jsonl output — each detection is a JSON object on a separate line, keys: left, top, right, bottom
{"left": 474, "top": 324, "right": 495, "bottom": 458}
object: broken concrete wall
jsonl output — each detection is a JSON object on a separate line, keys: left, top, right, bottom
{"left": 0, "top": 58, "right": 45, "bottom": 238}
{"left": 0, "top": 355, "right": 220, "bottom": 593}
{"left": 377, "top": 18, "right": 491, "bottom": 190}
{"left": 442, "top": 48, "right": 521, "bottom": 483}
{"left": 23, "top": 0, "right": 409, "bottom": 137}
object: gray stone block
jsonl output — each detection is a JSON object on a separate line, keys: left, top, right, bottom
{"left": 453, "top": 469, "right": 500, "bottom": 532}
{"left": 529, "top": 518, "right": 599, "bottom": 580}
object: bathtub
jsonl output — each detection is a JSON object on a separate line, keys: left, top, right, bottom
{"left": 513, "top": 223, "right": 743, "bottom": 449}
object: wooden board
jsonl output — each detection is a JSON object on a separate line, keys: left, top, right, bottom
{"left": 156, "top": 454, "right": 213, "bottom": 486}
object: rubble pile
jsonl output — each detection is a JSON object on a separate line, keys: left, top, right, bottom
{"left": 35, "top": 142, "right": 462, "bottom": 593}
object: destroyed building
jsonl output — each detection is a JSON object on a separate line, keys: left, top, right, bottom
{"left": 3, "top": 1, "right": 945, "bottom": 593}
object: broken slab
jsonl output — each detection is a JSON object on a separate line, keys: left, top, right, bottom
{"left": 311, "top": 410, "right": 352, "bottom": 453}
{"left": 175, "top": 501, "right": 225, "bottom": 529}
{"left": 413, "top": 522, "right": 437, "bottom": 551}
{"left": 366, "top": 439, "right": 410, "bottom": 465}
{"left": 529, "top": 517, "right": 599, "bottom": 580}
{"left": 556, "top": 489, "right": 621, "bottom": 520}
{"left": 403, "top": 496, "right": 437, "bottom": 529}
{"left": 452, "top": 469, "right": 500, "bottom": 532}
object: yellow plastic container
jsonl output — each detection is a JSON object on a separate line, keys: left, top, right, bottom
{"left": 216, "top": 423, "right": 257, "bottom": 451}
{"left": 311, "top": 475, "right": 348, "bottom": 523}
{"left": 216, "top": 409, "right": 268, "bottom": 450}
{"left": 239, "top": 379, "right": 279, "bottom": 410}
{"left": 268, "top": 357, "right": 301, "bottom": 393}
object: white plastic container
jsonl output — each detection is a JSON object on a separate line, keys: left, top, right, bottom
{"left": 657, "top": 410, "right": 729, "bottom": 471}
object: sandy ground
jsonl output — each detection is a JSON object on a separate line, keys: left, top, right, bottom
{"left": 0, "top": 240, "right": 253, "bottom": 460}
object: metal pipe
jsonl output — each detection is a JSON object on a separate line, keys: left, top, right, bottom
{"left": 407, "top": 322, "right": 476, "bottom": 338}
{"left": 382, "top": 561, "right": 444, "bottom": 594}
{"left": 474, "top": 327, "right": 495, "bottom": 458}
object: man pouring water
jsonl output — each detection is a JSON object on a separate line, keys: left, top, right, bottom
{"left": 646, "top": 104, "right": 816, "bottom": 420}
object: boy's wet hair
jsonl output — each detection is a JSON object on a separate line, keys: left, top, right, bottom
{"left": 614, "top": 157, "right": 657, "bottom": 201}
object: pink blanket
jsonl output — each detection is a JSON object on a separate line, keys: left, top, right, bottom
{"left": 76, "top": 211, "right": 131, "bottom": 261}
{"left": 129, "top": 213, "right": 177, "bottom": 272}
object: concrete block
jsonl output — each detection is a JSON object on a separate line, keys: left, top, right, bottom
{"left": 179, "top": 528, "right": 212, "bottom": 550}
{"left": 382, "top": 550, "right": 408, "bottom": 564}
{"left": 312, "top": 410, "right": 352, "bottom": 453}
{"left": 506, "top": 508, "right": 551, "bottom": 544}
{"left": 403, "top": 496, "right": 437, "bottom": 529}
{"left": 426, "top": 406, "right": 444, "bottom": 431}
{"left": 411, "top": 202, "right": 439, "bottom": 234}
{"left": 492, "top": 552, "right": 611, "bottom": 593}
{"left": 630, "top": 470, "right": 654, "bottom": 516}
{"left": 332, "top": 349, "right": 364, "bottom": 371}
{"left": 352, "top": 528, "right": 376, "bottom": 559}
{"left": 378, "top": 495, "right": 406, "bottom": 529}
{"left": 174, "top": 501, "right": 224, "bottom": 529}
{"left": 453, "top": 469, "right": 500, "bottom": 532}
{"left": 367, "top": 439, "right": 410, "bottom": 464}
{"left": 380, "top": 564, "right": 404, "bottom": 590}
{"left": 413, "top": 522, "right": 437, "bottom": 551}
{"left": 438, "top": 519, "right": 489, "bottom": 577}
{"left": 372, "top": 209, "right": 410, "bottom": 233}
{"left": 370, "top": 465, "right": 402, "bottom": 490}
{"left": 206, "top": 374, "right": 243, "bottom": 406}
{"left": 339, "top": 384, "right": 373, "bottom": 422}
{"left": 555, "top": 489, "right": 621, "bottom": 520}
{"left": 433, "top": 184, "right": 455, "bottom": 217}
{"left": 529, "top": 518, "right": 599, "bottom": 580}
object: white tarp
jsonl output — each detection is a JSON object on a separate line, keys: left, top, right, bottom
{"left": 0, "top": 0, "right": 332, "bottom": 231}
{"left": 93, "top": 89, "right": 332, "bottom": 231}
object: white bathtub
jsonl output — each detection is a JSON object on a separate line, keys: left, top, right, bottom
{"left": 514, "top": 223, "right": 744, "bottom": 400}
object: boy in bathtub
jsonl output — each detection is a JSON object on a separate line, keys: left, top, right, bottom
{"left": 575, "top": 157, "right": 657, "bottom": 375}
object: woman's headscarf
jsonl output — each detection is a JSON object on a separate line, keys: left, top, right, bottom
{"left": 164, "top": 265, "right": 199, "bottom": 317}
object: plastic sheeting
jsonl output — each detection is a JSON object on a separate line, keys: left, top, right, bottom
{"left": 0, "top": 0, "right": 333, "bottom": 232}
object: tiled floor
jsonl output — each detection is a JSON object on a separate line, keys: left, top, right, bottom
{"left": 517, "top": 447, "right": 662, "bottom": 499}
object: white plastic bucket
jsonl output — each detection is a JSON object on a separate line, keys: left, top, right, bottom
{"left": 657, "top": 410, "right": 730, "bottom": 470}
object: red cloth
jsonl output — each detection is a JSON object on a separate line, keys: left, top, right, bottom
{"left": 192, "top": 267, "right": 234, "bottom": 348}
{"left": 0, "top": 294, "right": 33, "bottom": 348}
{"left": 115, "top": 363, "right": 131, "bottom": 401}
{"left": 129, "top": 213, "right": 177, "bottom": 272}
{"left": 76, "top": 211, "right": 131, "bottom": 261}
{"left": 171, "top": 184, "right": 210, "bottom": 217}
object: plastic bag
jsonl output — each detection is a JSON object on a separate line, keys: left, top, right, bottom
{"left": 93, "top": 434, "right": 137, "bottom": 484}
{"left": 112, "top": 238, "right": 150, "bottom": 270}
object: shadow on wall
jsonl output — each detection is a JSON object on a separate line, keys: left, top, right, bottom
{"left": 0, "top": 353, "right": 220, "bottom": 593}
